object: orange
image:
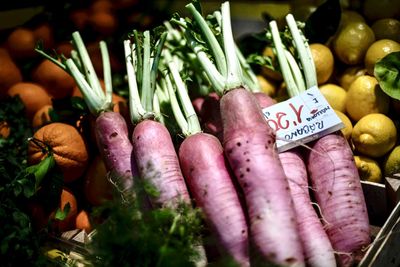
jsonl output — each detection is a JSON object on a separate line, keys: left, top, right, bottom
{"left": 0, "top": 121, "right": 10, "bottom": 138}
{"left": 0, "top": 48, "right": 22, "bottom": 98}
{"left": 75, "top": 210, "right": 92, "bottom": 233}
{"left": 31, "top": 59, "right": 75, "bottom": 99}
{"left": 7, "top": 82, "right": 52, "bottom": 120}
{"left": 69, "top": 9, "right": 89, "bottom": 31}
{"left": 6, "top": 27, "right": 37, "bottom": 60}
{"left": 27, "top": 122, "right": 89, "bottom": 183}
{"left": 88, "top": 11, "right": 118, "bottom": 36}
{"left": 32, "top": 22, "right": 54, "bottom": 50}
{"left": 83, "top": 155, "right": 114, "bottom": 206}
{"left": 32, "top": 104, "right": 53, "bottom": 129}
{"left": 51, "top": 188, "right": 78, "bottom": 232}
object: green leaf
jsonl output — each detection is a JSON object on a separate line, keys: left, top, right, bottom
{"left": 304, "top": 0, "right": 341, "bottom": 44}
{"left": 375, "top": 51, "right": 400, "bottom": 100}
{"left": 54, "top": 202, "right": 71, "bottom": 221}
{"left": 29, "top": 154, "right": 55, "bottom": 191}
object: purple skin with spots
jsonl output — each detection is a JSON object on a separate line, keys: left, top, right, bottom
{"left": 279, "top": 149, "right": 337, "bottom": 267}
{"left": 306, "top": 132, "right": 371, "bottom": 267}
{"left": 132, "top": 119, "right": 190, "bottom": 208}
{"left": 256, "top": 92, "right": 335, "bottom": 267}
{"left": 95, "top": 111, "right": 138, "bottom": 194}
{"left": 220, "top": 88, "right": 305, "bottom": 267}
{"left": 179, "top": 132, "right": 250, "bottom": 267}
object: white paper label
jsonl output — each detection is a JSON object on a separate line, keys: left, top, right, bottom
{"left": 261, "top": 86, "right": 344, "bottom": 152}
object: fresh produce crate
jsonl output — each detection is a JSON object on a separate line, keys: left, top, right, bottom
{"left": 359, "top": 177, "right": 400, "bottom": 266}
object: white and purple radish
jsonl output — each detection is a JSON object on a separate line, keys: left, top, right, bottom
{"left": 179, "top": 3, "right": 305, "bottom": 266}
{"left": 266, "top": 19, "right": 337, "bottom": 267}
{"left": 271, "top": 14, "right": 370, "bottom": 266}
{"left": 163, "top": 51, "right": 250, "bottom": 266}
{"left": 124, "top": 30, "right": 190, "bottom": 208}
{"left": 36, "top": 32, "right": 137, "bottom": 202}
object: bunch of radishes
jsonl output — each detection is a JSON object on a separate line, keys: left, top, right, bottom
{"left": 33, "top": 1, "right": 372, "bottom": 267}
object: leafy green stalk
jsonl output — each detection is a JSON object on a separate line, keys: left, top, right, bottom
{"left": 285, "top": 14, "right": 317, "bottom": 88}
{"left": 221, "top": 1, "right": 243, "bottom": 90}
{"left": 124, "top": 30, "right": 167, "bottom": 124}
{"left": 124, "top": 39, "right": 147, "bottom": 123}
{"left": 186, "top": 3, "right": 227, "bottom": 77}
{"left": 141, "top": 31, "right": 152, "bottom": 111}
{"left": 133, "top": 30, "right": 143, "bottom": 91}
{"left": 71, "top": 32, "right": 105, "bottom": 101}
{"left": 163, "top": 50, "right": 202, "bottom": 136}
{"left": 36, "top": 31, "right": 113, "bottom": 116}
{"left": 269, "top": 20, "right": 299, "bottom": 97}
{"left": 184, "top": 31, "right": 225, "bottom": 94}
{"left": 163, "top": 73, "right": 189, "bottom": 135}
{"left": 100, "top": 41, "right": 113, "bottom": 105}
{"left": 164, "top": 21, "right": 213, "bottom": 96}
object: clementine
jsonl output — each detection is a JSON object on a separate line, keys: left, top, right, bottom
{"left": 27, "top": 122, "right": 89, "bottom": 182}
{"left": 7, "top": 82, "right": 52, "bottom": 120}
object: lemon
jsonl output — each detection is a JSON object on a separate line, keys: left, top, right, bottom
{"left": 352, "top": 113, "right": 397, "bottom": 158}
{"left": 256, "top": 75, "right": 276, "bottom": 96}
{"left": 319, "top": 83, "right": 347, "bottom": 113}
{"left": 261, "top": 46, "right": 283, "bottom": 82}
{"left": 336, "top": 65, "right": 367, "bottom": 90}
{"left": 335, "top": 110, "right": 353, "bottom": 140}
{"left": 310, "top": 43, "right": 334, "bottom": 85}
{"left": 364, "top": 39, "right": 400, "bottom": 75}
{"left": 371, "top": 18, "right": 400, "bottom": 43}
{"left": 345, "top": 75, "right": 390, "bottom": 121}
{"left": 339, "top": 10, "right": 366, "bottom": 28}
{"left": 383, "top": 145, "right": 400, "bottom": 177}
{"left": 332, "top": 22, "right": 375, "bottom": 65}
{"left": 362, "top": 0, "right": 400, "bottom": 22}
{"left": 354, "top": 155, "right": 383, "bottom": 183}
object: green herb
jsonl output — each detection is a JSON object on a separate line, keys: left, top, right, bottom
{"left": 0, "top": 96, "right": 50, "bottom": 266}
{"left": 87, "top": 194, "right": 205, "bottom": 267}
{"left": 374, "top": 51, "right": 400, "bottom": 100}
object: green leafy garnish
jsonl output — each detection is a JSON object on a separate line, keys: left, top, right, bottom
{"left": 374, "top": 51, "right": 400, "bottom": 100}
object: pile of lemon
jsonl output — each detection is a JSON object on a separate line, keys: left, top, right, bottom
{"left": 257, "top": 1, "right": 400, "bottom": 184}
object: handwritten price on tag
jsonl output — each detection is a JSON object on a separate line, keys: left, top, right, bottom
{"left": 264, "top": 103, "right": 303, "bottom": 131}
{"left": 261, "top": 86, "right": 344, "bottom": 152}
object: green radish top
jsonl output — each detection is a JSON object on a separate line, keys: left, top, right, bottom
{"left": 123, "top": 29, "right": 167, "bottom": 125}
{"left": 160, "top": 49, "right": 202, "bottom": 137}
{"left": 36, "top": 31, "right": 114, "bottom": 116}
{"left": 169, "top": 1, "right": 260, "bottom": 96}
{"left": 257, "top": 14, "right": 317, "bottom": 98}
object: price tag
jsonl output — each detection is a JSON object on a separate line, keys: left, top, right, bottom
{"left": 261, "top": 86, "right": 344, "bottom": 152}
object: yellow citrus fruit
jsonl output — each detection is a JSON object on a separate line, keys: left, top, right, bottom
{"left": 354, "top": 155, "right": 382, "bottom": 183}
{"left": 382, "top": 145, "right": 400, "bottom": 177}
{"left": 345, "top": 75, "right": 390, "bottom": 121}
{"left": 339, "top": 10, "right": 366, "bottom": 28}
{"left": 256, "top": 75, "right": 276, "bottom": 96}
{"left": 319, "top": 83, "right": 347, "bottom": 113}
{"left": 371, "top": 18, "right": 400, "bottom": 43}
{"left": 333, "top": 22, "right": 375, "bottom": 65}
{"left": 309, "top": 43, "right": 334, "bottom": 85}
{"left": 335, "top": 110, "right": 353, "bottom": 140}
{"left": 365, "top": 39, "right": 400, "bottom": 75}
{"left": 336, "top": 65, "right": 367, "bottom": 90}
{"left": 351, "top": 113, "right": 397, "bottom": 158}
{"left": 362, "top": 0, "right": 400, "bottom": 22}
